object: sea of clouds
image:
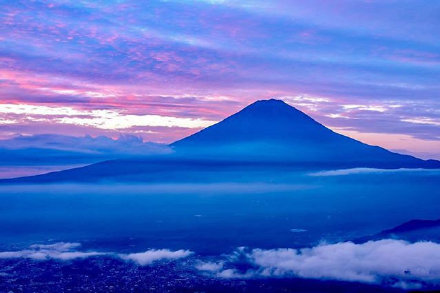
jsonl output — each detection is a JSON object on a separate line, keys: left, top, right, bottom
{"left": 197, "top": 240, "right": 440, "bottom": 289}
{"left": 1, "top": 240, "right": 440, "bottom": 289}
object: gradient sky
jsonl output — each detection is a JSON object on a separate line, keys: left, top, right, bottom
{"left": 1, "top": 0, "right": 440, "bottom": 158}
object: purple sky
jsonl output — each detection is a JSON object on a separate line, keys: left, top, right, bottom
{"left": 1, "top": 0, "right": 440, "bottom": 158}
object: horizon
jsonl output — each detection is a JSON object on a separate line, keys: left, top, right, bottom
{"left": 1, "top": 1, "right": 440, "bottom": 160}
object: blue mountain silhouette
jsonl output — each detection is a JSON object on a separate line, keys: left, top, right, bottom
{"left": 2, "top": 99, "right": 439, "bottom": 183}
{"left": 172, "top": 99, "right": 438, "bottom": 165}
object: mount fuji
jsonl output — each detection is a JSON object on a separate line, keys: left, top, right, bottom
{"left": 2, "top": 99, "right": 439, "bottom": 183}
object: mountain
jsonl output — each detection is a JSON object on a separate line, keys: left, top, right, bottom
{"left": 172, "top": 99, "right": 438, "bottom": 167}
{"left": 1, "top": 99, "right": 439, "bottom": 184}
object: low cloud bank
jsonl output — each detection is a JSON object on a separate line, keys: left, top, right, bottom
{"left": 309, "top": 168, "right": 428, "bottom": 176}
{"left": 0, "top": 242, "right": 103, "bottom": 261}
{"left": 3, "top": 240, "right": 440, "bottom": 289}
{"left": 196, "top": 240, "right": 440, "bottom": 289}
{"left": 250, "top": 240, "right": 440, "bottom": 283}
{"left": 120, "top": 249, "right": 193, "bottom": 265}
{"left": 0, "top": 242, "right": 192, "bottom": 265}
{"left": 196, "top": 261, "right": 225, "bottom": 272}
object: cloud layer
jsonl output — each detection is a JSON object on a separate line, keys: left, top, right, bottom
{"left": 120, "top": 249, "right": 193, "bottom": 266}
{"left": 196, "top": 240, "right": 440, "bottom": 289}
{"left": 0, "top": 242, "right": 192, "bottom": 265}
{"left": 308, "top": 168, "right": 438, "bottom": 177}
{"left": 0, "top": 133, "right": 171, "bottom": 178}
{"left": 0, "top": 242, "right": 104, "bottom": 261}
{"left": 250, "top": 240, "right": 440, "bottom": 284}
{"left": 2, "top": 240, "right": 440, "bottom": 289}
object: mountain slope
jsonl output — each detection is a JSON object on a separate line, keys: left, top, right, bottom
{"left": 354, "top": 218, "right": 440, "bottom": 244}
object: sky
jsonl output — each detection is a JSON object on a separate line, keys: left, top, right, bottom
{"left": 1, "top": 0, "right": 440, "bottom": 158}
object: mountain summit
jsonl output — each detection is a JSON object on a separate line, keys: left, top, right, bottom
{"left": 2, "top": 99, "right": 439, "bottom": 184}
{"left": 172, "top": 99, "right": 332, "bottom": 148}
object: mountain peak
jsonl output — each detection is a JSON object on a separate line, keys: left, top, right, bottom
{"left": 242, "top": 98, "right": 304, "bottom": 114}
{"left": 212, "top": 98, "right": 320, "bottom": 128}
{"left": 252, "top": 98, "right": 288, "bottom": 105}
{"left": 170, "top": 99, "right": 438, "bottom": 167}
{"left": 171, "top": 99, "right": 336, "bottom": 152}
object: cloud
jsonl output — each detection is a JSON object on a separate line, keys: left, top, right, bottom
{"left": 195, "top": 239, "right": 440, "bottom": 288}
{"left": 249, "top": 240, "right": 440, "bottom": 286}
{"left": 402, "top": 118, "right": 440, "bottom": 127}
{"left": 194, "top": 240, "right": 440, "bottom": 288}
{"left": 290, "top": 228, "right": 307, "bottom": 233}
{"left": 119, "top": 249, "right": 193, "bottom": 266}
{"left": 342, "top": 104, "right": 388, "bottom": 113}
{"left": 0, "top": 242, "right": 193, "bottom": 265}
{"left": 0, "top": 134, "right": 170, "bottom": 153}
{"left": 3, "top": 240, "right": 440, "bottom": 289}
{"left": 196, "top": 261, "right": 225, "bottom": 272}
{"left": 309, "top": 168, "right": 439, "bottom": 176}
{"left": 0, "top": 104, "right": 216, "bottom": 130}
{"left": 0, "top": 242, "right": 104, "bottom": 261}
{"left": 0, "top": 118, "right": 16, "bottom": 125}
{"left": 0, "top": 134, "right": 172, "bottom": 178}
{"left": 309, "top": 168, "right": 410, "bottom": 176}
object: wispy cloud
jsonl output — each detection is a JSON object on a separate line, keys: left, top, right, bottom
{"left": 0, "top": 104, "right": 216, "bottom": 129}
{"left": 0, "top": 242, "right": 193, "bottom": 265}
{"left": 308, "top": 168, "right": 436, "bottom": 177}
{"left": 402, "top": 118, "right": 440, "bottom": 127}
{"left": 0, "top": 242, "right": 104, "bottom": 261}
{"left": 120, "top": 249, "right": 193, "bottom": 266}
